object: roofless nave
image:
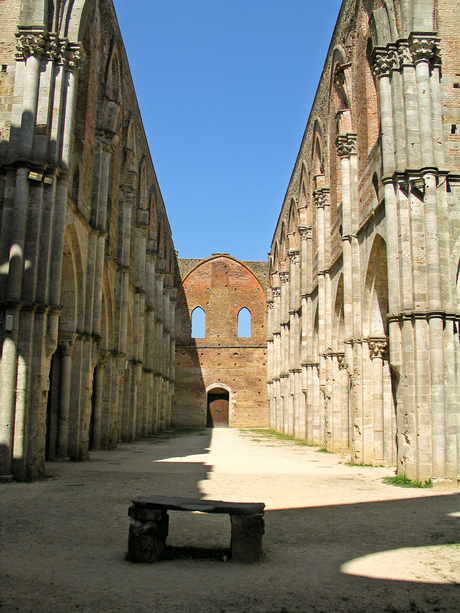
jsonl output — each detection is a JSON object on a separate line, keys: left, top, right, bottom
{"left": 0, "top": 0, "right": 459, "bottom": 483}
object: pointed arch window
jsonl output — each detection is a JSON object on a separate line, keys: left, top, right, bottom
{"left": 191, "top": 307, "right": 205, "bottom": 338}
{"left": 237, "top": 307, "right": 251, "bottom": 338}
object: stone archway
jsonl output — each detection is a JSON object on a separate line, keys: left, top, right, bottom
{"left": 46, "top": 230, "right": 80, "bottom": 460}
{"left": 363, "top": 235, "right": 395, "bottom": 464}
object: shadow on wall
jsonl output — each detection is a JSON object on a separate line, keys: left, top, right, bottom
{"left": 171, "top": 266, "right": 207, "bottom": 427}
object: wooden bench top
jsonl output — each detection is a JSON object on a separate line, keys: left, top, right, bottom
{"left": 131, "top": 495, "right": 265, "bottom": 516}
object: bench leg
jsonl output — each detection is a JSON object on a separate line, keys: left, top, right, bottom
{"left": 230, "top": 513, "right": 264, "bottom": 563}
{"left": 126, "top": 509, "right": 169, "bottom": 563}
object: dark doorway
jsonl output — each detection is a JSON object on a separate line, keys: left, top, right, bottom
{"left": 207, "top": 389, "right": 229, "bottom": 427}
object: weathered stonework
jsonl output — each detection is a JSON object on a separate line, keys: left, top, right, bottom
{"left": 268, "top": 0, "right": 460, "bottom": 481}
{"left": 173, "top": 255, "right": 269, "bottom": 428}
{"left": 0, "top": 0, "right": 177, "bottom": 481}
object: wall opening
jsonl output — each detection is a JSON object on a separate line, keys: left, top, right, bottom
{"left": 207, "top": 388, "right": 229, "bottom": 427}
{"left": 237, "top": 307, "right": 251, "bottom": 337}
{"left": 191, "top": 306, "right": 205, "bottom": 338}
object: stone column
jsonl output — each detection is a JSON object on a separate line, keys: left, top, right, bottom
{"left": 91, "top": 352, "right": 108, "bottom": 450}
{"left": 92, "top": 131, "right": 115, "bottom": 336}
{"left": 279, "top": 271, "right": 290, "bottom": 434}
{"left": 338, "top": 353, "right": 350, "bottom": 451}
{"left": 272, "top": 286, "right": 281, "bottom": 431}
{"left": 288, "top": 248, "right": 300, "bottom": 436}
{"left": 314, "top": 189, "right": 330, "bottom": 447}
{"left": 57, "top": 337, "right": 76, "bottom": 459}
{"left": 369, "top": 339, "right": 387, "bottom": 462}
{"left": 266, "top": 298, "right": 275, "bottom": 428}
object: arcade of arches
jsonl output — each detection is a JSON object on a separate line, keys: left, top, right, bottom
{"left": 0, "top": 0, "right": 459, "bottom": 483}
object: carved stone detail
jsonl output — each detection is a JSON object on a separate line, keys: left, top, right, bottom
{"left": 372, "top": 47, "right": 398, "bottom": 78}
{"left": 272, "top": 287, "right": 281, "bottom": 298}
{"left": 16, "top": 32, "right": 47, "bottom": 59}
{"left": 369, "top": 339, "right": 388, "bottom": 360}
{"left": 99, "top": 352, "right": 109, "bottom": 368}
{"left": 279, "top": 272, "right": 289, "bottom": 284}
{"left": 336, "top": 133, "right": 357, "bottom": 158}
{"left": 314, "top": 188, "right": 330, "bottom": 208}
{"left": 65, "top": 44, "right": 82, "bottom": 71}
{"left": 288, "top": 249, "right": 300, "bottom": 265}
{"left": 267, "top": 300, "right": 275, "bottom": 311}
{"left": 60, "top": 339, "right": 75, "bottom": 357}
{"left": 298, "top": 225, "right": 313, "bottom": 240}
{"left": 409, "top": 35, "right": 439, "bottom": 65}
{"left": 397, "top": 41, "right": 413, "bottom": 67}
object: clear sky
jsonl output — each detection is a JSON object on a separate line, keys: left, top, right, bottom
{"left": 112, "top": 0, "right": 343, "bottom": 261}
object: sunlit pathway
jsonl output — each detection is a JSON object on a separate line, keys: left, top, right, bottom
{"left": 1, "top": 428, "right": 459, "bottom": 613}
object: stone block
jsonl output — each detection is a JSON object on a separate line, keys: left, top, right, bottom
{"left": 126, "top": 512, "right": 169, "bottom": 563}
{"left": 230, "top": 513, "right": 264, "bottom": 563}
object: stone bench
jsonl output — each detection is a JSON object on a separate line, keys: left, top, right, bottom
{"left": 126, "top": 495, "right": 265, "bottom": 563}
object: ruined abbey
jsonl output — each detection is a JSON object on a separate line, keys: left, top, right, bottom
{"left": 0, "top": 0, "right": 459, "bottom": 483}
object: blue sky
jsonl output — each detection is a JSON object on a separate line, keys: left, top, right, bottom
{"left": 112, "top": 0, "right": 343, "bottom": 261}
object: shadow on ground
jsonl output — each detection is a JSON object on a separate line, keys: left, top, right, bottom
{"left": 0, "top": 429, "right": 458, "bottom": 613}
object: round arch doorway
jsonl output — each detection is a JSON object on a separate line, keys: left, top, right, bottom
{"left": 206, "top": 384, "right": 230, "bottom": 427}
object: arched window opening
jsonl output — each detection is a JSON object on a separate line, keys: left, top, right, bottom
{"left": 237, "top": 307, "right": 251, "bottom": 338}
{"left": 191, "top": 307, "right": 205, "bottom": 338}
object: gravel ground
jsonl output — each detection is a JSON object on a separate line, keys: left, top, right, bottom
{"left": 1, "top": 428, "right": 459, "bottom": 613}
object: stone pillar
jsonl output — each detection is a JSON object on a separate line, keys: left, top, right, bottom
{"left": 57, "top": 337, "right": 76, "bottom": 459}
{"left": 279, "top": 271, "right": 290, "bottom": 434}
{"left": 338, "top": 354, "right": 350, "bottom": 451}
{"left": 314, "top": 189, "right": 330, "bottom": 447}
{"left": 272, "top": 286, "right": 281, "bottom": 431}
{"left": 92, "top": 131, "right": 114, "bottom": 336}
{"left": 266, "top": 298, "right": 275, "bottom": 428}
{"left": 91, "top": 352, "right": 108, "bottom": 450}
{"left": 369, "top": 339, "right": 387, "bottom": 462}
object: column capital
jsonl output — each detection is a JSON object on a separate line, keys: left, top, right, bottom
{"left": 371, "top": 46, "right": 398, "bottom": 78}
{"left": 288, "top": 249, "right": 300, "bottom": 265}
{"left": 397, "top": 40, "right": 413, "bottom": 68}
{"left": 60, "top": 338, "right": 76, "bottom": 357}
{"left": 267, "top": 300, "right": 275, "bottom": 310}
{"left": 298, "top": 225, "right": 313, "bottom": 240}
{"left": 279, "top": 271, "right": 289, "bottom": 284}
{"left": 409, "top": 34, "right": 440, "bottom": 66}
{"left": 98, "top": 351, "right": 109, "bottom": 368}
{"left": 272, "top": 286, "right": 281, "bottom": 298}
{"left": 15, "top": 28, "right": 47, "bottom": 59}
{"left": 64, "top": 42, "right": 83, "bottom": 71}
{"left": 336, "top": 133, "right": 357, "bottom": 158}
{"left": 314, "top": 188, "right": 330, "bottom": 208}
{"left": 369, "top": 338, "right": 388, "bottom": 360}
{"left": 96, "top": 129, "right": 117, "bottom": 154}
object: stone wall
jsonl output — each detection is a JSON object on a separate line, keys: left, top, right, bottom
{"left": 0, "top": 0, "right": 177, "bottom": 481}
{"left": 267, "top": 0, "right": 460, "bottom": 481}
{"left": 173, "top": 255, "right": 269, "bottom": 428}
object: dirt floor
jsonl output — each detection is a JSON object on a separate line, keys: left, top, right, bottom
{"left": 1, "top": 428, "right": 459, "bottom": 613}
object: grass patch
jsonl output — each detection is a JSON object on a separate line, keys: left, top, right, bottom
{"left": 138, "top": 427, "right": 208, "bottom": 443}
{"left": 242, "top": 428, "right": 313, "bottom": 447}
{"left": 344, "top": 461, "right": 383, "bottom": 467}
{"left": 316, "top": 447, "right": 333, "bottom": 453}
{"left": 383, "top": 474, "right": 432, "bottom": 488}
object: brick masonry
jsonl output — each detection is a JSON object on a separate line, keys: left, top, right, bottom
{"left": 173, "top": 255, "right": 269, "bottom": 427}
